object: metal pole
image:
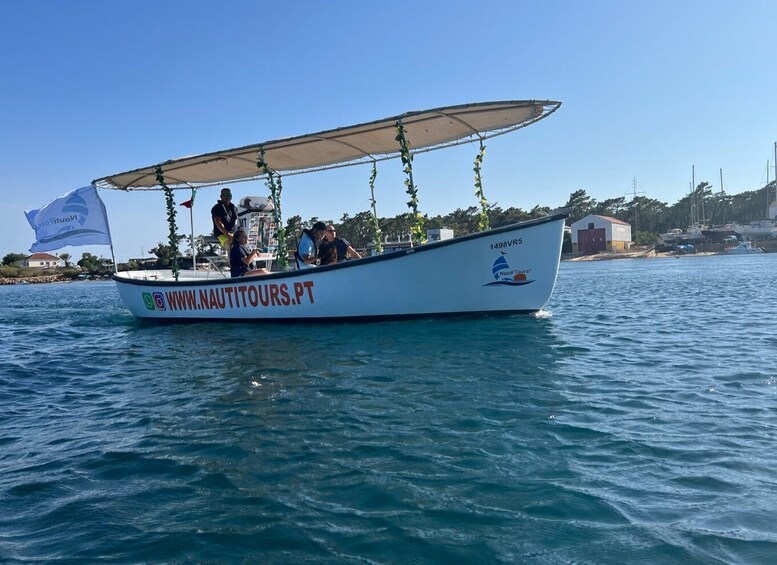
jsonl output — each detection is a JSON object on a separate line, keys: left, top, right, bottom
{"left": 692, "top": 165, "right": 696, "bottom": 225}
{"left": 720, "top": 168, "right": 725, "bottom": 223}
{"left": 190, "top": 204, "right": 195, "bottom": 270}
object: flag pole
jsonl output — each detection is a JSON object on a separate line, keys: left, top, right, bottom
{"left": 190, "top": 202, "right": 195, "bottom": 270}
{"left": 180, "top": 187, "right": 197, "bottom": 270}
{"left": 95, "top": 184, "right": 118, "bottom": 273}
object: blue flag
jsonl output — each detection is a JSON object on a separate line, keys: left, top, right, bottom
{"left": 25, "top": 185, "right": 113, "bottom": 252}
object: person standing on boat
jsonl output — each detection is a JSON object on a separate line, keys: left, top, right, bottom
{"left": 230, "top": 229, "right": 268, "bottom": 277}
{"left": 318, "top": 224, "right": 361, "bottom": 265}
{"left": 211, "top": 187, "right": 239, "bottom": 249}
{"left": 295, "top": 221, "right": 327, "bottom": 269}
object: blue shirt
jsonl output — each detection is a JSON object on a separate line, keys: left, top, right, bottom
{"left": 230, "top": 244, "right": 250, "bottom": 277}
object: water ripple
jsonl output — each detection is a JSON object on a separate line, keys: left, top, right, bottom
{"left": 1, "top": 259, "right": 776, "bottom": 562}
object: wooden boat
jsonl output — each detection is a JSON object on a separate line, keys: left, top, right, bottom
{"left": 93, "top": 100, "right": 568, "bottom": 321}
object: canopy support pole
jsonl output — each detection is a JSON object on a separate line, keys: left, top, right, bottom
{"left": 395, "top": 118, "right": 424, "bottom": 245}
{"left": 474, "top": 138, "right": 490, "bottom": 231}
{"left": 257, "top": 148, "right": 288, "bottom": 270}
{"left": 155, "top": 165, "right": 180, "bottom": 281}
{"left": 368, "top": 161, "right": 382, "bottom": 255}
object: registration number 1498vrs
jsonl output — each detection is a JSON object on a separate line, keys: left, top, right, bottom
{"left": 489, "top": 238, "right": 522, "bottom": 250}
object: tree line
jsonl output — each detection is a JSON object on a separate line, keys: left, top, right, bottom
{"left": 6, "top": 179, "right": 775, "bottom": 269}
{"left": 563, "top": 181, "right": 776, "bottom": 244}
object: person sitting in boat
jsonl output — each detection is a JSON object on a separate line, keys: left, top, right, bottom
{"left": 318, "top": 224, "right": 362, "bottom": 265}
{"left": 211, "top": 187, "right": 239, "bottom": 249}
{"left": 295, "top": 221, "right": 327, "bottom": 269}
{"left": 230, "top": 229, "right": 269, "bottom": 277}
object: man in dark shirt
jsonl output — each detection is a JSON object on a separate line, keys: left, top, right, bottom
{"left": 318, "top": 223, "right": 362, "bottom": 265}
{"left": 211, "top": 187, "right": 239, "bottom": 248}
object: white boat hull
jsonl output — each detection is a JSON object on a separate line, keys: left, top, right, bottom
{"left": 725, "top": 241, "right": 764, "bottom": 254}
{"left": 113, "top": 214, "right": 566, "bottom": 321}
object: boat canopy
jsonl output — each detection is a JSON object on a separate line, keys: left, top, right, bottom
{"left": 93, "top": 100, "right": 561, "bottom": 191}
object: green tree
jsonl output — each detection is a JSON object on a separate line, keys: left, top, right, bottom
{"left": 564, "top": 189, "right": 594, "bottom": 224}
{"left": 78, "top": 252, "right": 101, "bottom": 273}
{"left": 2, "top": 253, "right": 26, "bottom": 266}
{"left": 195, "top": 235, "right": 220, "bottom": 257}
{"left": 59, "top": 252, "right": 71, "bottom": 267}
{"left": 285, "top": 215, "right": 304, "bottom": 249}
{"left": 591, "top": 196, "right": 626, "bottom": 217}
{"left": 149, "top": 238, "right": 185, "bottom": 267}
{"left": 488, "top": 205, "right": 530, "bottom": 227}
{"left": 339, "top": 211, "right": 378, "bottom": 248}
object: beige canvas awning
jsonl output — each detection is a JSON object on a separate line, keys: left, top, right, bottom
{"left": 93, "top": 99, "right": 561, "bottom": 191}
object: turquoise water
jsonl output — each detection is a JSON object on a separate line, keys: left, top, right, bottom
{"left": 1, "top": 254, "right": 776, "bottom": 563}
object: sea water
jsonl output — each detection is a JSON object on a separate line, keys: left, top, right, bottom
{"left": 1, "top": 254, "right": 776, "bottom": 563}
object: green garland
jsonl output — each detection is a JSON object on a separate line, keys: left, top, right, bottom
{"left": 473, "top": 139, "right": 490, "bottom": 231}
{"left": 395, "top": 120, "right": 425, "bottom": 242}
{"left": 368, "top": 161, "right": 383, "bottom": 254}
{"left": 256, "top": 148, "right": 288, "bottom": 270}
{"left": 155, "top": 165, "right": 180, "bottom": 280}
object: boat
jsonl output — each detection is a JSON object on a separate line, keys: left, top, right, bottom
{"left": 729, "top": 219, "right": 777, "bottom": 240}
{"left": 700, "top": 226, "right": 739, "bottom": 242}
{"left": 659, "top": 224, "right": 706, "bottom": 244}
{"left": 725, "top": 240, "right": 764, "bottom": 254}
{"left": 90, "top": 100, "right": 568, "bottom": 321}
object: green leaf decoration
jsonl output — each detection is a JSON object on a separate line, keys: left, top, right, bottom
{"left": 473, "top": 139, "right": 490, "bottom": 231}
{"left": 368, "top": 161, "right": 383, "bottom": 255}
{"left": 155, "top": 165, "right": 180, "bottom": 280}
{"left": 395, "top": 120, "right": 425, "bottom": 243}
{"left": 256, "top": 147, "right": 288, "bottom": 270}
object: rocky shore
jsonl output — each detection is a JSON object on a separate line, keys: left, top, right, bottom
{"left": 0, "top": 274, "right": 69, "bottom": 285}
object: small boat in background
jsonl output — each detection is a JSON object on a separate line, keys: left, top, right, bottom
{"left": 729, "top": 219, "right": 777, "bottom": 240}
{"left": 725, "top": 241, "right": 764, "bottom": 254}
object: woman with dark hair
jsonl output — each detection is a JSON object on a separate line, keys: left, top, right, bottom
{"left": 230, "top": 229, "right": 269, "bottom": 277}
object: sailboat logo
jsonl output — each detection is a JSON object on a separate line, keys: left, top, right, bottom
{"left": 37, "top": 191, "right": 99, "bottom": 245}
{"left": 483, "top": 254, "right": 534, "bottom": 287}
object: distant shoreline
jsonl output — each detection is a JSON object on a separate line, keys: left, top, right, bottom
{"left": 1, "top": 247, "right": 769, "bottom": 285}
{"left": 561, "top": 250, "right": 716, "bottom": 261}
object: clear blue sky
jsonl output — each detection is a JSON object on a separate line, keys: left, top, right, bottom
{"left": 3, "top": 0, "right": 776, "bottom": 261}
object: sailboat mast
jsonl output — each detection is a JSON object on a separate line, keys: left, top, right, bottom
{"left": 720, "top": 168, "right": 725, "bottom": 223}
{"left": 691, "top": 165, "right": 696, "bottom": 224}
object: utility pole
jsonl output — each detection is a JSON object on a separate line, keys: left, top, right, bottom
{"left": 626, "top": 177, "right": 645, "bottom": 239}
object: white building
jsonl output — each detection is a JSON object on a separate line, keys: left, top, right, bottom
{"left": 426, "top": 228, "right": 454, "bottom": 242}
{"left": 570, "top": 215, "right": 632, "bottom": 253}
{"left": 23, "top": 253, "right": 65, "bottom": 268}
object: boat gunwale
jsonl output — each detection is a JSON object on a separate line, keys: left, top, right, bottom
{"left": 112, "top": 211, "right": 568, "bottom": 288}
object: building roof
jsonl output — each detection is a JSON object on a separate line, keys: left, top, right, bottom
{"left": 573, "top": 214, "right": 630, "bottom": 226}
{"left": 593, "top": 214, "right": 630, "bottom": 225}
{"left": 27, "top": 253, "right": 61, "bottom": 261}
